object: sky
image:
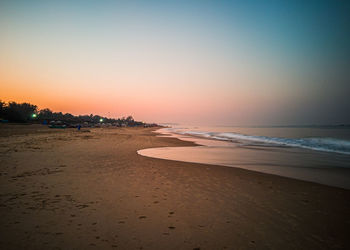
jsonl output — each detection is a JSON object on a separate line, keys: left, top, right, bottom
{"left": 0, "top": 0, "right": 349, "bottom": 125}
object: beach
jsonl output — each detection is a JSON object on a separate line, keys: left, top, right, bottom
{"left": 0, "top": 125, "right": 349, "bottom": 249}
{"left": 139, "top": 127, "right": 350, "bottom": 189}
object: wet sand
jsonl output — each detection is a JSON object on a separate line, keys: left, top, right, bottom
{"left": 138, "top": 132, "right": 350, "bottom": 189}
{"left": 0, "top": 124, "right": 349, "bottom": 249}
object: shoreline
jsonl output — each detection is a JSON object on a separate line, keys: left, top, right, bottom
{"left": 0, "top": 125, "right": 349, "bottom": 249}
{"left": 138, "top": 128, "right": 350, "bottom": 190}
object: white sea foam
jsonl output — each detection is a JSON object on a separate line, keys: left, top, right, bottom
{"left": 164, "top": 128, "right": 350, "bottom": 155}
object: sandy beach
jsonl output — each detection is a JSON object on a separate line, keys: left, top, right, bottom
{"left": 0, "top": 125, "right": 349, "bottom": 250}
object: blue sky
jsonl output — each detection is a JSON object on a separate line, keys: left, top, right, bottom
{"left": 1, "top": 0, "right": 349, "bottom": 125}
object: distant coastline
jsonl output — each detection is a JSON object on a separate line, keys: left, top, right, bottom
{"left": 0, "top": 100, "right": 158, "bottom": 128}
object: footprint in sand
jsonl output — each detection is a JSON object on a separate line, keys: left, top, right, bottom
{"left": 139, "top": 216, "right": 147, "bottom": 219}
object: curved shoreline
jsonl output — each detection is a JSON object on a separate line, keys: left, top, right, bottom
{"left": 138, "top": 128, "right": 350, "bottom": 189}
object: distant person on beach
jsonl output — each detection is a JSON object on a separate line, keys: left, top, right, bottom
{"left": 77, "top": 124, "right": 81, "bottom": 131}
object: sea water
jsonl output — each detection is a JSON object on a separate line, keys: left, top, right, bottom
{"left": 138, "top": 125, "right": 350, "bottom": 189}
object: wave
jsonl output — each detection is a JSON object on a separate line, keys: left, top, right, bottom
{"left": 164, "top": 128, "right": 350, "bottom": 155}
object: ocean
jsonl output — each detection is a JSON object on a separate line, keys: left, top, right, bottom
{"left": 138, "top": 125, "right": 350, "bottom": 189}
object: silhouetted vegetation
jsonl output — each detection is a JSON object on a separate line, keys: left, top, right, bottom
{"left": 0, "top": 101, "right": 37, "bottom": 123}
{"left": 0, "top": 101, "right": 151, "bottom": 127}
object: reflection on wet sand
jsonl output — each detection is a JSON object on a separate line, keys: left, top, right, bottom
{"left": 140, "top": 130, "right": 350, "bottom": 189}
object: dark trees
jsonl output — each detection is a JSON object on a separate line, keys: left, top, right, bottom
{"left": 0, "top": 101, "right": 37, "bottom": 122}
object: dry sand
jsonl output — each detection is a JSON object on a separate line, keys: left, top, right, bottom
{"left": 0, "top": 124, "right": 349, "bottom": 250}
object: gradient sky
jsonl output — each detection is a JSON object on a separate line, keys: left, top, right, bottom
{"left": 1, "top": 0, "right": 349, "bottom": 125}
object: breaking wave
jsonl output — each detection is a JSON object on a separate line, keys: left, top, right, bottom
{"left": 164, "top": 128, "right": 350, "bottom": 155}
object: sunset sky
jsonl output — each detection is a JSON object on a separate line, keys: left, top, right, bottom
{"left": 1, "top": 0, "right": 349, "bottom": 125}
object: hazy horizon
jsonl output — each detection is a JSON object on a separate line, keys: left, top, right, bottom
{"left": 1, "top": 0, "right": 349, "bottom": 126}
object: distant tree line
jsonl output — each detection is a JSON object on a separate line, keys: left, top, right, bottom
{"left": 0, "top": 101, "right": 144, "bottom": 126}
{"left": 0, "top": 101, "right": 37, "bottom": 123}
